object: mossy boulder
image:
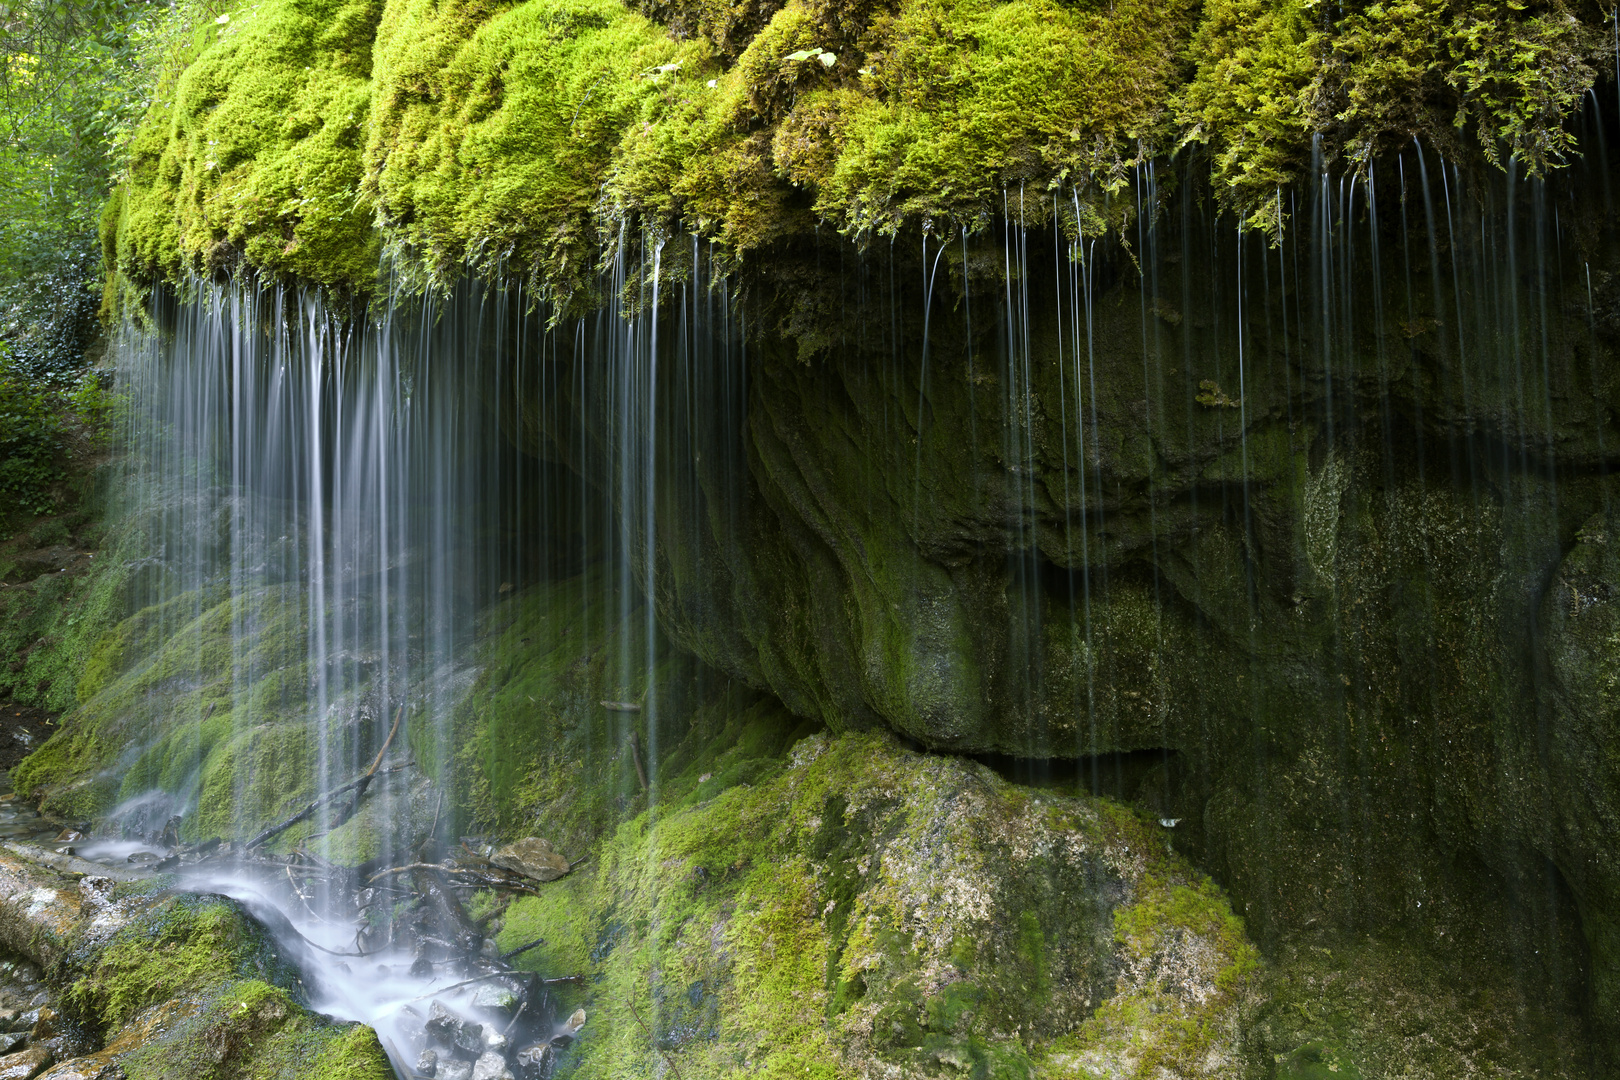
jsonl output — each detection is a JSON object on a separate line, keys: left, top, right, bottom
{"left": 494, "top": 730, "right": 1261, "bottom": 1079}
{"left": 56, "top": 888, "right": 394, "bottom": 1080}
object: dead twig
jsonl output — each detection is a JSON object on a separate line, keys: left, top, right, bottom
{"left": 501, "top": 997, "right": 528, "bottom": 1037}
{"left": 628, "top": 995, "right": 685, "bottom": 1080}
{"left": 331, "top": 705, "right": 407, "bottom": 822}
{"left": 245, "top": 758, "right": 414, "bottom": 851}
{"left": 628, "top": 732, "right": 649, "bottom": 792}
{"left": 368, "top": 862, "right": 452, "bottom": 883}
{"left": 498, "top": 937, "right": 546, "bottom": 963}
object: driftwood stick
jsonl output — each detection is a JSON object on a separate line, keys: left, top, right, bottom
{"left": 368, "top": 862, "right": 451, "bottom": 883}
{"left": 628, "top": 732, "right": 649, "bottom": 792}
{"left": 628, "top": 996, "right": 686, "bottom": 1080}
{"left": 498, "top": 936, "right": 547, "bottom": 963}
{"left": 245, "top": 757, "right": 414, "bottom": 850}
{"left": 332, "top": 705, "right": 407, "bottom": 822}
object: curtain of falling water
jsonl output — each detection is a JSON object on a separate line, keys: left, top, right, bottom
{"left": 112, "top": 231, "right": 745, "bottom": 866}
{"left": 108, "top": 126, "right": 1615, "bottom": 1062}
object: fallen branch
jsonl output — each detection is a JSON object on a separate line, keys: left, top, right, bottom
{"left": 245, "top": 756, "right": 414, "bottom": 851}
{"left": 332, "top": 705, "right": 407, "bottom": 822}
{"left": 499, "top": 937, "right": 546, "bottom": 963}
{"left": 368, "top": 862, "right": 451, "bottom": 883}
{"left": 628, "top": 732, "right": 649, "bottom": 792}
{"left": 402, "top": 971, "right": 520, "bottom": 1004}
{"left": 628, "top": 995, "right": 685, "bottom": 1080}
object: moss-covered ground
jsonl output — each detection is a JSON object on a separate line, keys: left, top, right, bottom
{"left": 53, "top": 884, "right": 393, "bottom": 1080}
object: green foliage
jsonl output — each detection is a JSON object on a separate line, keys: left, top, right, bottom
{"left": 0, "top": 0, "right": 161, "bottom": 287}
{"left": 0, "top": 362, "right": 70, "bottom": 517}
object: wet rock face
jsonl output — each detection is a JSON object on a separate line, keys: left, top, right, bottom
{"left": 489, "top": 840, "right": 570, "bottom": 884}
{"left": 510, "top": 196, "right": 1620, "bottom": 1068}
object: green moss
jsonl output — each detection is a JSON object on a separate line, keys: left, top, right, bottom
{"left": 308, "top": 1023, "right": 395, "bottom": 1080}
{"left": 63, "top": 894, "right": 300, "bottom": 1030}
{"left": 1245, "top": 933, "right": 1589, "bottom": 1079}
{"left": 0, "top": 508, "right": 143, "bottom": 716}
{"left": 497, "top": 878, "right": 595, "bottom": 977}
{"left": 103, "top": 0, "right": 1616, "bottom": 301}
{"left": 366, "top": 0, "right": 713, "bottom": 307}
{"left": 1178, "top": 0, "right": 1608, "bottom": 233}
{"left": 107, "top": 0, "right": 384, "bottom": 296}
{"left": 115, "top": 979, "right": 394, "bottom": 1080}
{"left": 490, "top": 730, "right": 1256, "bottom": 1079}
{"left": 15, "top": 579, "right": 366, "bottom": 838}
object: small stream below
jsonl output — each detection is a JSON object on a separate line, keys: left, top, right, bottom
{"left": 0, "top": 770, "right": 578, "bottom": 1080}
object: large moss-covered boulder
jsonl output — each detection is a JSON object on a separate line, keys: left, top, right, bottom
{"left": 493, "top": 730, "right": 1261, "bottom": 1079}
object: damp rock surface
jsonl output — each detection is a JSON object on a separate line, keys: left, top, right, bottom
{"left": 489, "top": 839, "right": 570, "bottom": 884}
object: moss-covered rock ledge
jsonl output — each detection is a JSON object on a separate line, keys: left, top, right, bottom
{"left": 0, "top": 847, "right": 392, "bottom": 1080}
{"left": 103, "top": 0, "right": 1613, "bottom": 313}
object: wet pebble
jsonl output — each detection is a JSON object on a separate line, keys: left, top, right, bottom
{"left": 424, "top": 1000, "right": 468, "bottom": 1045}
{"left": 454, "top": 1022, "right": 486, "bottom": 1058}
{"left": 471, "top": 1051, "right": 514, "bottom": 1080}
{"left": 416, "top": 1048, "right": 438, "bottom": 1077}
{"left": 0, "top": 1045, "right": 52, "bottom": 1079}
{"left": 470, "top": 985, "right": 519, "bottom": 1016}
{"left": 437, "top": 1061, "right": 473, "bottom": 1080}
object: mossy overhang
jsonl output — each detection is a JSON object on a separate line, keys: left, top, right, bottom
{"left": 101, "top": 0, "right": 1614, "bottom": 310}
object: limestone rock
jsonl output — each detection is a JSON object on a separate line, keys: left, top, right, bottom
{"left": 423, "top": 1000, "right": 464, "bottom": 1043}
{"left": 0, "top": 1045, "right": 52, "bottom": 1080}
{"left": 436, "top": 1061, "right": 472, "bottom": 1080}
{"left": 35, "top": 1056, "right": 120, "bottom": 1080}
{"left": 471, "top": 1052, "right": 513, "bottom": 1080}
{"left": 469, "top": 984, "right": 519, "bottom": 1016}
{"left": 488, "top": 839, "right": 569, "bottom": 883}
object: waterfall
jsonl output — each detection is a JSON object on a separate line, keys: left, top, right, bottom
{"left": 80, "top": 140, "right": 1620, "bottom": 1074}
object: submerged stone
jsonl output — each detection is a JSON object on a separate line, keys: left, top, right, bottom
{"left": 469, "top": 985, "right": 520, "bottom": 1016}
{"left": 470, "top": 1051, "right": 513, "bottom": 1080}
